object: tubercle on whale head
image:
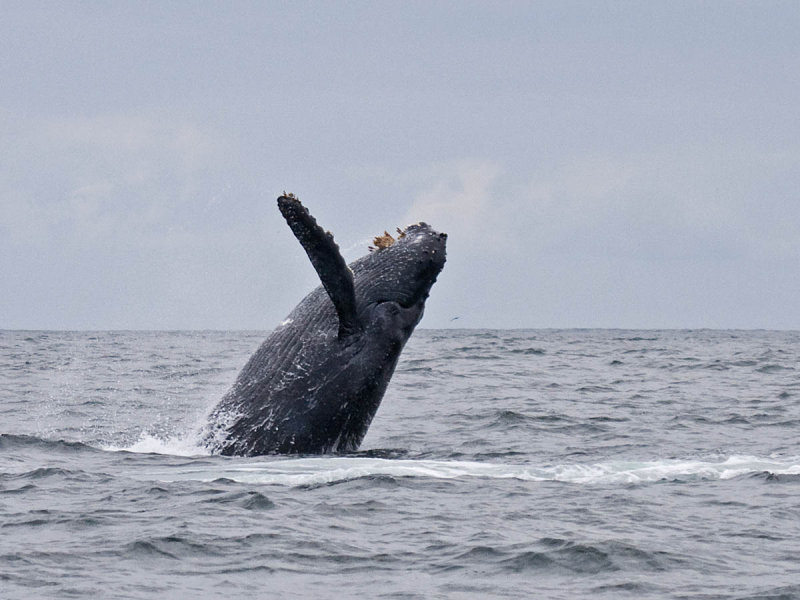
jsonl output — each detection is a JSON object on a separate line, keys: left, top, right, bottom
{"left": 369, "top": 223, "right": 447, "bottom": 253}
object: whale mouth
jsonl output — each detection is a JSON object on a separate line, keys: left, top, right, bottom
{"left": 394, "top": 293, "right": 426, "bottom": 311}
{"left": 375, "top": 291, "right": 425, "bottom": 311}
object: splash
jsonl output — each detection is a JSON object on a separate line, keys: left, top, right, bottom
{"left": 104, "top": 431, "right": 210, "bottom": 457}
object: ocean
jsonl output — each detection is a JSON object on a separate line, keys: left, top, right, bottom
{"left": 1, "top": 329, "right": 799, "bottom": 599}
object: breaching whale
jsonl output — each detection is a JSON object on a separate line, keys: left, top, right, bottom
{"left": 203, "top": 194, "right": 447, "bottom": 456}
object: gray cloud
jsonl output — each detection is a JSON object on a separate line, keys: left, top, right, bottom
{"left": 2, "top": 3, "right": 799, "bottom": 330}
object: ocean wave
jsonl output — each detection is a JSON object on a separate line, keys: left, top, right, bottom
{"left": 0, "top": 433, "right": 97, "bottom": 454}
{"left": 137, "top": 455, "right": 800, "bottom": 487}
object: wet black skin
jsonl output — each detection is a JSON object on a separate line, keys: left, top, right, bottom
{"left": 203, "top": 196, "right": 447, "bottom": 456}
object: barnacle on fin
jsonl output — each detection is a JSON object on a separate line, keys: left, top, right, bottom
{"left": 369, "top": 231, "right": 396, "bottom": 252}
{"left": 282, "top": 191, "right": 298, "bottom": 199}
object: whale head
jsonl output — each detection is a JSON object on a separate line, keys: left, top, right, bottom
{"left": 352, "top": 222, "right": 447, "bottom": 328}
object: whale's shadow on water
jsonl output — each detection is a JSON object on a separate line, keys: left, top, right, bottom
{"left": 202, "top": 195, "right": 447, "bottom": 457}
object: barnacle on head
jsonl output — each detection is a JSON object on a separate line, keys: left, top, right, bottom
{"left": 281, "top": 191, "right": 298, "bottom": 199}
{"left": 369, "top": 230, "right": 396, "bottom": 252}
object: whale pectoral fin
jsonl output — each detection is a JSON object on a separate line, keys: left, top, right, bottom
{"left": 278, "top": 195, "right": 362, "bottom": 338}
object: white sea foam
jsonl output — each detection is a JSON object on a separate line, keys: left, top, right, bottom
{"left": 139, "top": 455, "right": 800, "bottom": 487}
{"left": 105, "top": 432, "right": 210, "bottom": 457}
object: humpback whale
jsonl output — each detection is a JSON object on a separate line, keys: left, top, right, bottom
{"left": 204, "top": 194, "right": 447, "bottom": 456}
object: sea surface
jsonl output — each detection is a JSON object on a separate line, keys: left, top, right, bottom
{"left": 1, "top": 329, "right": 799, "bottom": 599}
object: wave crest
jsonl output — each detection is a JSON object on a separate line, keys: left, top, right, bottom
{"left": 138, "top": 454, "right": 800, "bottom": 487}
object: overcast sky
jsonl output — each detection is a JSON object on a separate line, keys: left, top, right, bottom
{"left": 2, "top": 1, "right": 799, "bottom": 330}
